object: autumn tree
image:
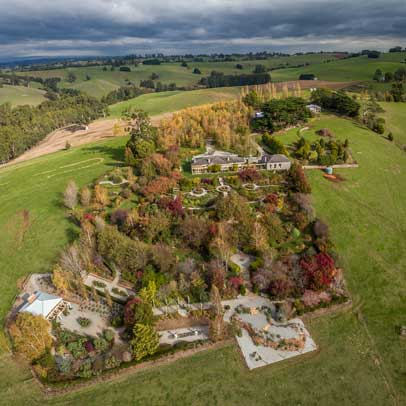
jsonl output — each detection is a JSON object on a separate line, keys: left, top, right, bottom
{"left": 63, "top": 180, "right": 78, "bottom": 209}
{"left": 210, "top": 221, "right": 233, "bottom": 269}
{"left": 59, "top": 244, "right": 83, "bottom": 276}
{"left": 209, "top": 285, "right": 226, "bottom": 342}
{"left": 80, "top": 187, "right": 92, "bottom": 207}
{"left": 94, "top": 184, "right": 110, "bottom": 207}
{"left": 10, "top": 313, "right": 52, "bottom": 362}
{"left": 177, "top": 215, "right": 209, "bottom": 249}
{"left": 52, "top": 265, "right": 70, "bottom": 294}
{"left": 124, "top": 297, "right": 154, "bottom": 327}
{"left": 289, "top": 161, "right": 311, "bottom": 194}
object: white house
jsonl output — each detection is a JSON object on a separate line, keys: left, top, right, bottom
{"left": 306, "top": 104, "right": 322, "bottom": 114}
{"left": 19, "top": 291, "right": 67, "bottom": 320}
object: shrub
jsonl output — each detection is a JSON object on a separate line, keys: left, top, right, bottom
{"left": 93, "top": 280, "right": 106, "bottom": 288}
{"left": 228, "top": 261, "right": 241, "bottom": 276}
{"left": 94, "top": 338, "right": 109, "bottom": 352}
{"left": 58, "top": 358, "right": 72, "bottom": 374}
{"left": 103, "top": 329, "right": 115, "bottom": 342}
{"left": 77, "top": 317, "right": 91, "bottom": 328}
{"left": 76, "top": 360, "right": 93, "bottom": 378}
{"left": 67, "top": 339, "right": 87, "bottom": 359}
{"left": 104, "top": 355, "right": 121, "bottom": 370}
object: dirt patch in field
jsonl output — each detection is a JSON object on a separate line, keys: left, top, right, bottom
{"left": 323, "top": 173, "right": 346, "bottom": 183}
{"left": 0, "top": 112, "right": 173, "bottom": 168}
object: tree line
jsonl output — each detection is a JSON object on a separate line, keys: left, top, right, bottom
{"left": 199, "top": 71, "right": 271, "bottom": 88}
{"left": 0, "top": 93, "right": 106, "bottom": 163}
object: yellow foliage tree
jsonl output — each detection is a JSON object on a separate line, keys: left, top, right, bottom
{"left": 9, "top": 313, "right": 52, "bottom": 362}
{"left": 94, "top": 184, "right": 110, "bottom": 207}
{"left": 52, "top": 265, "right": 70, "bottom": 294}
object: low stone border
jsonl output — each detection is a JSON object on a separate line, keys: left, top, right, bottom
{"left": 242, "top": 183, "right": 259, "bottom": 191}
{"left": 34, "top": 340, "right": 234, "bottom": 397}
{"left": 99, "top": 179, "right": 129, "bottom": 186}
{"left": 189, "top": 188, "right": 207, "bottom": 197}
{"left": 216, "top": 185, "right": 231, "bottom": 193}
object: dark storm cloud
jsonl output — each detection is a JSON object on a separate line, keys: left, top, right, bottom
{"left": 0, "top": 0, "right": 405, "bottom": 57}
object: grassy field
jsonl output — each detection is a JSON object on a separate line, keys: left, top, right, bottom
{"left": 0, "top": 110, "right": 405, "bottom": 405}
{"left": 379, "top": 102, "right": 406, "bottom": 146}
{"left": 0, "top": 84, "right": 46, "bottom": 106}
{"left": 14, "top": 54, "right": 338, "bottom": 99}
{"left": 109, "top": 87, "right": 241, "bottom": 117}
{"left": 272, "top": 52, "right": 406, "bottom": 87}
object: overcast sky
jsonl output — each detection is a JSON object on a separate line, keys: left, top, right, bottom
{"left": 0, "top": 0, "right": 405, "bottom": 59}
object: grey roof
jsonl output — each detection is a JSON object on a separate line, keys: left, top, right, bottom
{"left": 19, "top": 291, "right": 63, "bottom": 318}
{"left": 192, "top": 154, "right": 246, "bottom": 166}
{"left": 260, "top": 154, "right": 290, "bottom": 164}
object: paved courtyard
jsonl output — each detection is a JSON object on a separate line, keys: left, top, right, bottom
{"left": 59, "top": 303, "right": 122, "bottom": 341}
{"left": 222, "top": 296, "right": 317, "bottom": 370}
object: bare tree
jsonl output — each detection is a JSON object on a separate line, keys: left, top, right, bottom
{"left": 60, "top": 244, "right": 83, "bottom": 277}
{"left": 63, "top": 180, "right": 78, "bottom": 209}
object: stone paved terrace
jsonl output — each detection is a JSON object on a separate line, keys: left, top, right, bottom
{"left": 222, "top": 296, "right": 317, "bottom": 370}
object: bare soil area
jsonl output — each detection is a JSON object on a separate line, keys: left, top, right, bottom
{"left": 0, "top": 112, "right": 172, "bottom": 168}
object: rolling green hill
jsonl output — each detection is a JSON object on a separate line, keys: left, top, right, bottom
{"left": 109, "top": 87, "right": 241, "bottom": 117}
{"left": 14, "top": 54, "right": 339, "bottom": 98}
{"left": 0, "top": 84, "right": 46, "bottom": 106}
{"left": 272, "top": 52, "right": 406, "bottom": 87}
{"left": 0, "top": 112, "right": 405, "bottom": 405}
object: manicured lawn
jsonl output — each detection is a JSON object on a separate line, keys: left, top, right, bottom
{"left": 0, "top": 114, "right": 405, "bottom": 405}
{"left": 109, "top": 87, "right": 241, "bottom": 117}
{"left": 0, "top": 84, "right": 46, "bottom": 106}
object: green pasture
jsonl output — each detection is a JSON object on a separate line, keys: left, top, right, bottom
{"left": 109, "top": 87, "right": 241, "bottom": 117}
{"left": 0, "top": 84, "right": 46, "bottom": 106}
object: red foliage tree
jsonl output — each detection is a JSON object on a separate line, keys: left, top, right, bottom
{"left": 290, "top": 162, "right": 311, "bottom": 194}
{"left": 167, "top": 195, "right": 184, "bottom": 217}
{"left": 142, "top": 176, "right": 176, "bottom": 197}
{"left": 238, "top": 167, "right": 261, "bottom": 182}
{"left": 300, "top": 253, "right": 335, "bottom": 290}
{"left": 228, "top": 276, "right": 244, "bottom": 290}
{"left": 124, "top": 297, "right": 143, "bottom": 326}
{"left": 209, "top": 260, "right": 226, "bottom": 294}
